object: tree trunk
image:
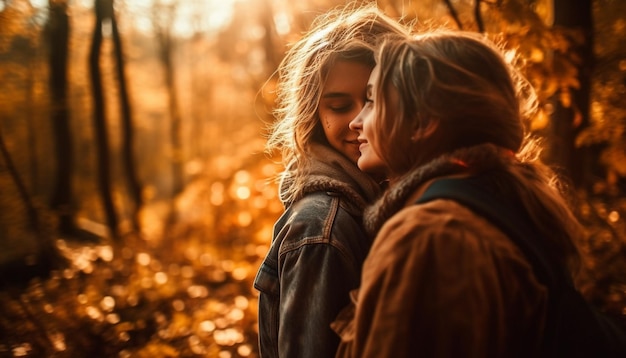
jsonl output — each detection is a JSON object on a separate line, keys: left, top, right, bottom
{"left": 550, "top": 0, "right": 596, "bottom": 188}
{"left": 26, "top": 39, "right": 38, "bottom": 194}
{"left": 110, "top": 0, "right": 143, "bottom": 233}
{"left": 0, "top": 126, "right": 40, "bottom": 233}
{"left": 260, "top": 0, "right": 280, "bottom": 77}
{"left": 157, "top": 20, "right": 184, "bottom": 199}
{"left": 89, "top": 0, "right": 119, "bottom": 239}
{"left": 0, "top": 124, "right": 65, "bottom": 285}
{"left": 48, "top": 0, "right": 75, "bottom": 236}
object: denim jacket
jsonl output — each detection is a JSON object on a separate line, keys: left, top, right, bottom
{"left": 254, "top": 144, "right": 380, "bottom": 358}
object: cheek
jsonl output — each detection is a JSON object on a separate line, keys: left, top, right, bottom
{"left": 363, "top": 113, "right": 377, "bottom": 141}
{"left": 323, "top": 117, "right": 331, "bottom": 129}
{"left": 318, "top": 112, "right": 330, "bottom": 129}
{"left": 335, "top": 113, "right": 359, "bottom": 134}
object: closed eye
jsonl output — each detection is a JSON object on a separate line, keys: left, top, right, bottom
{"left": 329, "top": 104, "right": 354, "bottom": 113}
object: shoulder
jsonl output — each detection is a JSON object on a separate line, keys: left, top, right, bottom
{"left": 361, "top": 199, "right": 547, "bottom": 313}
{"left": 267, "top": 191, "right": 371, "bottom": 278}
{"left": 368, "top": 199, "right": 531, "bottom": 274}
{"left": 286, "top": 191, "right": 342, "bottom": 228}
{"left": 288, "top": 191, "right": 364, "bottom": 224}
{"left": 277, "top": 192, "right": 366, "bottom": 250}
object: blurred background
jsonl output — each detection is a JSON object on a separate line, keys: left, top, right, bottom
{"left": 0, "top": 0, "right": 625, "bottom": 356}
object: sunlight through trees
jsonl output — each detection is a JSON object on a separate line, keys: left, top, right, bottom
{"left": 0, "top": 0, "right": 625, "bottom": 356}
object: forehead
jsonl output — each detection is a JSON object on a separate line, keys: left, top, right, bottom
{"left": 369, "top": 64, "right": 381, "bottom": 85}
{"left": 322, "top": 60, "right": 373, "bottom": 96}
{"left": 366, "top": 65, "right": 381, "bottom": 95}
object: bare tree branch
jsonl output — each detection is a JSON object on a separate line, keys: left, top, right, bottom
{"left": 0, "top": 125, "right": 39, "bottom": 231}
{"left": 475, "top": 0, "right": 485, "bottom": 33}
{"left": 443, "top": 0, "right": 463, "bottom": 30}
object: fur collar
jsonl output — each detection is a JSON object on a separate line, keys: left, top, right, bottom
{"left": 280, "top": 143, "right": 381, "bottom": 211}
{"left": 364, "top": 143, "right": 515, "bottom": 236}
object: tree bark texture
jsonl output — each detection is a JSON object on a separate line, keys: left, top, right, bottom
{"left": 48, "top": 0, "right": 75, "bottom": 235}
{"left": 89, "top": 0, "right": 119, "bottom": 239}
{"left": 110, "top": 0, "right": 143, "bottom": 233}
{"left": 156, "top": 15, "right": 183, "bottom": 198}
{"left": 551, "top": 0, "right": 596, "bottom": 188}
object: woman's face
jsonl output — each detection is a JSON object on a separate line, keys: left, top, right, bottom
{"left": 349, "top": 65, "right": 395, "bottom": 178}
{"left": 318, "top": 60, "right": 373, "bottom": 164}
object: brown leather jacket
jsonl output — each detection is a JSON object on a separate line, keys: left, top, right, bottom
{"left": 333, "top": 144, "right": 548, "bottom": 358}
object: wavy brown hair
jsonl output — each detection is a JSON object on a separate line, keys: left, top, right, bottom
{"left": 372, "top": 31, "right": 581, "bottom": 274}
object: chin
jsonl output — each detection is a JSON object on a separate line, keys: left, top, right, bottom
{"left": 358, "top": 159, "right": 387, "bottom": 178}
{"left": 347, "top": 150, "right": 362, "bottom": 165}
{"left": 357, "top": 159, "right": 374, "bottom": 173}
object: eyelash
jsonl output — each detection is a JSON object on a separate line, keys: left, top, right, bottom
{"left": 329, "top": 105, "right": 353, "bottom": 113}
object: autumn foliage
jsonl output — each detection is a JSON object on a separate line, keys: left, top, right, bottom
{"left": 0, "top": 0, "right": 624, "bottom": 357}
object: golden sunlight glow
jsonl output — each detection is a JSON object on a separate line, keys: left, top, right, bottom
{"left": 211, "top": 182, "right": 225, "bottom": 206}
{"left": 231, "top": 266, "right": 248, "bottom": 280}
{"left": 239, "top": 344, "right": 254, "bottom": 356}
{"left": 504, "top": 49, "right": 517, "bottom": 64}
{"left": 235, "top": 186, "right": 251, "bottom": 200}
{"left": 172, "top": 299, "right": 185, "bottom": 311}
{"left": 50, "top": 332, "right": 67, "bottom": 352}
{"left": 123, "top": 0, "right": 241, "bottom": 37}
{"left": 155, "top": 271, "right": 169, "bottom": 284}
{"left": 1, "top": 1, "right": 623, "bottom": 357}
{"left": 137, "top": 252, "right": 151, "bottom": 266}
{"left": 213, "top": 327, "right": 244, "bottom": 346}
{"left": 199, "top": 320, "right": 216, "bottom": 332}
{"left": 237, "top": 211, "right": 253, "bottom": 226}
{"left": 529, "top": 47, "right": 544, "bottom": 63}
{"left": 234, "top": 295, "right": 249, "bottom": 309}
{"left": 106, "top": 313, "right": 121, "bottom": 324}
{"left": 100, "top": 296, "right": 116, "bottom": 311}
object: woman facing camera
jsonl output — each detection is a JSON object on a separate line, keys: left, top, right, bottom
{"left": 253, "top": 5, "right": 408, "bottom": 358}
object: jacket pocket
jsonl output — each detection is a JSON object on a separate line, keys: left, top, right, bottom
{"left": 254, "top": 262, "right": 279, "bottom": 295}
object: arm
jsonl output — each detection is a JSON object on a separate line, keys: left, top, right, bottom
{"left": 278, "top": 243, "right": 359, "bottom": 358}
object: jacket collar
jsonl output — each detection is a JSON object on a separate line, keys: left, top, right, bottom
{"left": 280, "top": 143, "right": 381, "bottom": 211}
{"left": 364, "top": 143, "right": 513, "bottom": 236}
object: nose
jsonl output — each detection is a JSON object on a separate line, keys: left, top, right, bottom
{"left": 349, "top": 111, "right": 364, "bottom": 132}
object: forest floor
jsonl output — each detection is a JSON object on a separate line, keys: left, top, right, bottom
{"left": 1, "top": 175, "right": 626, "bottom": 357}
{"left": 0, "top": 152, "right": 282, "bottom": 357}
{"left": 0, "top": 220, "right": 266, "bottom": 358}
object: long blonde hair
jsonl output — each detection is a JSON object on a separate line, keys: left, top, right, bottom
{"left": 266, "top": 4, "right": 409, "bottom": 202}
{"left": 373, "top": 31, "right": 581, "bottom": 274}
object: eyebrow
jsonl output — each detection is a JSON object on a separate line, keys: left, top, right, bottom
{"left": 321, "top": 92, "right": 351, "bottom": 99}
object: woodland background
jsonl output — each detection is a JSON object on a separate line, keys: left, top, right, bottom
{"left": 0, "top": 0, "right": 625, "bottom": 357}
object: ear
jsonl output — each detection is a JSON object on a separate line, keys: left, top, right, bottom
{"left": 410, "top": 119, "right": 439, "bottom": 142}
